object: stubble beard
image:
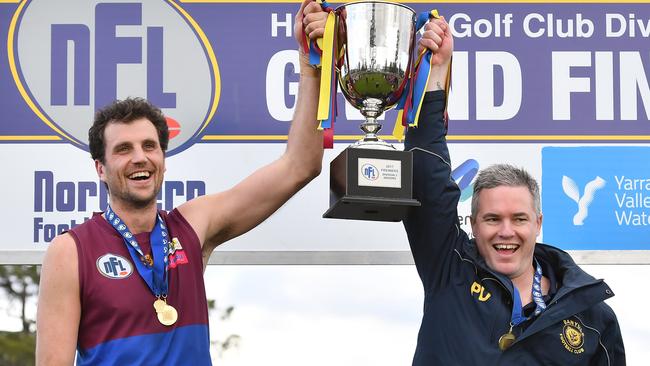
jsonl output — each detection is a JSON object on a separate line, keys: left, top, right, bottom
{"left": 124, "top": 191, "right": 157, "bottom": 209}
{"left": 111, "top": 180, "right": 162, "bottom": 211}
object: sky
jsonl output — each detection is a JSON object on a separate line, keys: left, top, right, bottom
{"left": 204, "top": 264, "right": 648, "bottom": 365}
{"left": 2, "top": 264, "right": 648, "bottom": 365}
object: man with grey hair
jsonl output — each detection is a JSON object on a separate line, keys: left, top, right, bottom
{"left": 402, "top": 17, "right": 625, "bottom": 366}
{"left": 470, "top": 164, "right": 542, "bottom": 219}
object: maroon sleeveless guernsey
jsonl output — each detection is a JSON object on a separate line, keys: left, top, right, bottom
{"left": 68, "top": 209, "right": 211, "bottom": 365}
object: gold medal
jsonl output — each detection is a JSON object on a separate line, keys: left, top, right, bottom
{"left": 153, "top": 298, "right": 166, "bottom": 313}
{"left": 157, "top": 304, "right": 178, "bottom": 326}
{"left": 498, "top": 326, "right": 516, "bottom": 351}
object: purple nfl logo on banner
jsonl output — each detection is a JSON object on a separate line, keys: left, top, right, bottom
{"left": 9, "top": 0, "right": 220, "bottom": 155}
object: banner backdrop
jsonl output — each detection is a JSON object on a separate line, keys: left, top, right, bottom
{"left": 1, "top": 1, "right": 649, "bottom": 257}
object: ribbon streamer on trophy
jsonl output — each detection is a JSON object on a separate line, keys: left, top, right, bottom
{"left": 308, "top": 2, "right": 449, "bottom": 149}
{"left": 393, "top": 9, "right": 452, "bottom": 140}
{"left": 306, "top": 0, "right": 452, "bottom": 222}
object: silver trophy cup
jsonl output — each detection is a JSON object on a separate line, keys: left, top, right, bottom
{"left": 323, "top": 1, "right": 421, "bottom": 221}
{"left": 338, "top": 1, "right": 416, "bottom": 149}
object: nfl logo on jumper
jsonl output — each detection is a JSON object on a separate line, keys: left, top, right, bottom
{"left": 96, "top": 253, "right": 133, "bottom": 279}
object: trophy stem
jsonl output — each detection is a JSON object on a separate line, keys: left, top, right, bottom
{"left": 360, "top": 98, "right": 382, "bottom": 142}
{"left": 360, "top": 116, "right": 380, "bottom": 141}
{"left": 355, "top": 98, "right": 395, "bottom": 150}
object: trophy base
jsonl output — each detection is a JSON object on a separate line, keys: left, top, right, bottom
{"left": 323, "top": 147, "right": 420, "bottom": 222}
{"left": 323, "top": 195, "right": 420, "bottom": 222}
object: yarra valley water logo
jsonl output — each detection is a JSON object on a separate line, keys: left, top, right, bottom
{"left": 562, "top": 175, "right": 606, "bottom": 225}
{"left": 9, "top": 0, "right": 220, "bottom": 155}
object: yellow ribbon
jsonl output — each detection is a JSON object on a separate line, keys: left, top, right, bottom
{"left": 317, "top": 12, "right": 336, "bottom": 124}
{"left": 393, "top": 110, "right": 406, "bottom": 141}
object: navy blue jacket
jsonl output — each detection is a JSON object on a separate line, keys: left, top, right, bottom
{"left": 403, "top": 91, "right": 625, "bottom": 365}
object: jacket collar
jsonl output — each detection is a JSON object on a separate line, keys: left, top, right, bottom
{"left": 462, "top": 240, "right": 615, "bottom": 341}
{"left": 462, "top": 239, "right": 605, "bottom": 292}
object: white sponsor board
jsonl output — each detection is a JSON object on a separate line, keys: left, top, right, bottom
{"left": 3, "top": 142, "right": 649, "bottom": 264}
{"left": 0, "top": 142, "right": 530, "bottom": 250}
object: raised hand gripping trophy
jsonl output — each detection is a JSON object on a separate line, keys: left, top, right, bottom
{"left": 321, "top": 1, "right": 422, "bottom": 222}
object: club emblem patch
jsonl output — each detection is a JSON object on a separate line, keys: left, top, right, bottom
{"left": 560, "top": 319, "right": 585, "bottom": 354}
{"left": 96, "top": 253, "right": 133, "bottom": 279}
{"left": 167, "top": 237, "right": 189, "bottom": 268}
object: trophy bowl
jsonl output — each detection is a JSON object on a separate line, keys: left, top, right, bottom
{"left": 337, "top": 1, "right": 416, "bottom": 149}
{"left": 323, "top": 1, "right": 421, "bottom": 222}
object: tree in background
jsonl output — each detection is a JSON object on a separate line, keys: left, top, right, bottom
{"left": 0, "top": 265, "right": 40, "bottom": 366}
{"left": 0, "top": 266, "right": 239, "bottom": 364}
{"left": 208, "top": 299, "right": 241, "bottom": 358}
{"left": 0, "top": 265, "right": 39, "bottom": 333}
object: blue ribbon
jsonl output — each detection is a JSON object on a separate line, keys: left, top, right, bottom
{"left": 510, "top": 258, "right": 547, "bottom": 326}
{"left": 395, "top": 10, "right": 438, "bottom": 126}
{"left": 105, "top": 205, "right": 169, "bottom": 297}
{"left": 415, "top": 10, "right": 431, "bottom": 30}
{"left": 407, "top": 51, "right": 432, "bottom": 123}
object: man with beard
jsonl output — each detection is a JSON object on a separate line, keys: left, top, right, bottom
{"left": 35, "top": 1, "right": 327, "bottom": 364}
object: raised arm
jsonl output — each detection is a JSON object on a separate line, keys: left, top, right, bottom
{"left": 403, "top": 18, "right": 460, "bottom": 288}
{"left": 178, "top": 0, "right": 325, "bottom": 265}
{"left": 36, "top": 233, "right": 80, "bottom": 365}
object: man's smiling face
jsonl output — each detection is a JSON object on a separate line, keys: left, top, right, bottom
{"left": 471, "top": 185, "right": 542, "bottom": 280}
{"left": 96, "top": 118, "right": 165, "bottom": 209}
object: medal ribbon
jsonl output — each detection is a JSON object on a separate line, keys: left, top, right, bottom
{"left": 105, "top": 205, "right": 170, "bottom": 297}
{"left": 510, "top": 258, "right": 547, "bottom": 327}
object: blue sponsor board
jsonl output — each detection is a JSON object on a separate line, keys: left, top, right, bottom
{"left": 542, "top": 147, "right": 650, "bottom": 249}
{"left": 1, "top": 0, "right": 650, "bottom": 155}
